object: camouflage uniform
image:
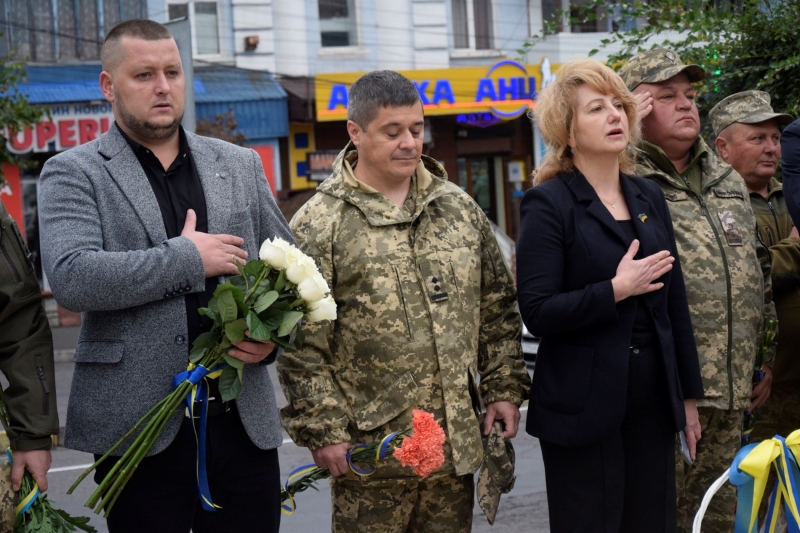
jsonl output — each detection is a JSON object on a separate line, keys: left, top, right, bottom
{"left": 278, "top": 144, "right": 530, "bottom": 532}
{"left": 709, "top": 93, "right": 800, "bottom": 531}
{"left": 621, "top": 48, "right": 776, "bottom": 533}
{"left": 633, "top": 137, "right": 777, "bottom": 532}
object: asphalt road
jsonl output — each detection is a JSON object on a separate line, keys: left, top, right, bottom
{"left": 41, "top": 328, "right": 550, "bottom": 532}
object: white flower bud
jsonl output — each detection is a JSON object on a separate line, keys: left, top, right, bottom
{"left": 298, "top": 275, "right": 326, "bottom": 303}
{"left": 259, "top": 239, "right": 288, "bottom": 269}
{"left": 286, "top": 256, "right": 317, "bottom": 285}
{"left": 307, "top": 295, "right": 337, "bottom": 322}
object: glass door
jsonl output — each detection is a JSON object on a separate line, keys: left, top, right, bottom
{"left": 457, "top": 156, "right": 497, "bottom": 224}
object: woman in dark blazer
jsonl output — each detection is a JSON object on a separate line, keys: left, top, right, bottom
{"left": 517, "top": 59, "right": 704, "bottom": 532}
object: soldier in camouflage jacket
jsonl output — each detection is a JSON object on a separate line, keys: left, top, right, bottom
{"left": 621, "top": 49, "right": 777, "bottom": 533}
{"left": 278, "top": 71, "right": 529, "bottom": 533}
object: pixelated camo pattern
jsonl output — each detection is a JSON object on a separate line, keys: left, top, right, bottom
{"left": 708, "top": 90, "right": 793, "bottom": 136}
{"left": 635, "top": 138, "right": 776, "bottom": 410}
{"left": 278, "top": 143, "right": 529, "bottom": 477}
{"left": 476, "top": 420, "right": 515, "bottom": 525}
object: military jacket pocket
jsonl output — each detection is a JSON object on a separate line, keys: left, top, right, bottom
{"left": 712, "top": 187, "right": 752, "bottom": 248}
{"left": 73, "top": 340, "right": 124, "bottom": 364}
{"left": 354, "top": 372, "right": 420, "bottom": 432}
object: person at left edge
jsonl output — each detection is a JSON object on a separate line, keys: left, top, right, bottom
{"left": 516, "top": 59, "right": 704, "bottom": 533}
{"left": 37, "top": 19, "right": 293, "bottom": 533}
{"left": 0, "top": 199, "right": 59, "bottom": 526}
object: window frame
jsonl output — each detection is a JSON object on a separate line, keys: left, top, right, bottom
{"left": 450, "top": 0, "right": 496, "bottom": 51}
{"left": 318, "top": 0, "right": 359, "bottom": 49}
{"left": 167, "top": 0, "right": 223, "bottom": 58}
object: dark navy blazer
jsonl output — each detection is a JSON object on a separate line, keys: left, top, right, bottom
{"left": 781, "top": 119, "right": 800, "bottom": 226}
{"left": 516, "top": 170, "right": 704, "bottom": 447}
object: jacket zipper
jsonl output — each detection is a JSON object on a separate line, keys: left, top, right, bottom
{"left": 661, "top": 168, "right": 737, "bottom": 410}
{"left": 0, "top": 223, "right": 23, "bottom": 283}
{"left": 765, "top": 227, "right": 774, "bottom": 247}
{"left": 766, "top": 200, "right": 782, "bottom": 240}
{"left": 36, "top": 366, "right": 50, "bottom": 416}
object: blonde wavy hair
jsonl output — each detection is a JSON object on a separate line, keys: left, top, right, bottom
{"left": 531, "top": 58, "right": 640, "bottom": 185}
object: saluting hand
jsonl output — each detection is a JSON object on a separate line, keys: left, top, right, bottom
{"left": 634, "top": 91, "right": 653, "bottom": 121}
{"left": 181, "top": 209, "right": 248, "bottom": 277}
{"left": 611, "top": 239, "right": 674, "bottom": 302}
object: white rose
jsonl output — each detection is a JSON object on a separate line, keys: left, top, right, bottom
{"left": 272, "top": 238, "right": 294, "bottom": 253}
{"left": 285, "top": 255, "right": 317, "bottom": 285}
{"left": 307, "top": 295, "right": 337, "bottom": 322}
{"left": 283, "top": 245, "right": 304, "bottom": 268}
{"left": 259, "top": 239, "right": 288, "bottom": 269}
{"left": 310, "top": 272, "right": 330, "bottom": 294}
{"left": 297, "top": 274, "right": 327, "bottom": 303}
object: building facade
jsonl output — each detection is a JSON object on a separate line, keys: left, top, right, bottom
{"left": 0, "top": 0, "right": 288, "bottom": 326}
{"left": 246, "top": 0, "right": 633, "bottom": 239}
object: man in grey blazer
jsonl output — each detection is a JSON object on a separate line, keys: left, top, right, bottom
{"left": 38, "top": 19, "right": 291, "bottom": 532}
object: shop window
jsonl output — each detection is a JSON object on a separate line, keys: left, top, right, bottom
{"left": 451, "top": 0, "right": 495, "bottom": 50}
{"left": 168, "top": 1, "right": 220, "bottom": 56}
{"left": 319, "top": 0, "right": 356, "bottom": 47}
{"left": 457, "top": 157, "right": 497, "bottom": 223}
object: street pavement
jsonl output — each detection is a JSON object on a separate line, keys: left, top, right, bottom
{"left": 41, "top": 327, "right": 550, "bottom": 532}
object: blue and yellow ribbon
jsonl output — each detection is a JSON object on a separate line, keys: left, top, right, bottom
{"left": 281, "top": 432, "right": 406, "bottom": 515}
{"left": 5, "top": 449, "right": 41, "bottom": 516}
{"left": 280, "top": 463, "right": 317, "bottom": 515}
{"left": 728, "top": 431, "right": 800, "bottom": 533}
{"left": 172, "top": 362, "right": 226, "bottom": 512}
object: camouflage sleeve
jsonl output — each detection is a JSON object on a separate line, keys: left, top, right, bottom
{"left": 475, "top": 211, "right": 531, "bottom": 406}
{"left": 276, "top": 201, "right": 352, "bottom": 450}
{"left": 754, "top": 211, "right": 778, "bottom": 365}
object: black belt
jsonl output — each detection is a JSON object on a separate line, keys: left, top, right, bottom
{"left": 186, "top": 399, "right": 234, "bottom": 419}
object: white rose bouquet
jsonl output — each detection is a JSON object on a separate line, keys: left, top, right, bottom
{"left": 68, "top": 238, "right": 335, "bottom": 517}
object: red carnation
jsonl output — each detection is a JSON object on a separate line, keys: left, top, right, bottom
{"left": 393, "top": 410, "right": 446, "bottom": 478}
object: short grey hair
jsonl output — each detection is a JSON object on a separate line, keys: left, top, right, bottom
{"left": 347, "top": 70, "right": 422, "bottom": 130}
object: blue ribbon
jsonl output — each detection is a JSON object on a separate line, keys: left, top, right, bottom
{"left": 730, "top": 443, "right": 760, "bottom": 533}
{"left": 281, "top": 463, "right": 318, "bottom": 515}
{"left": 775, "top": 437, "right": 800, "bottom": 532}
{"left": 5, "top": 449, "right": 41, "bottom": 516}
{"left": 172, "top": 363, "right": 227, "bottom": 512}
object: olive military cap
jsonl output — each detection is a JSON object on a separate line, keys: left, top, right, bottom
{"left": 618, "top": 48, "right": 706, "bottom": 91}
{"left": 709, "top": 90, "right": 794, "bottom": 136}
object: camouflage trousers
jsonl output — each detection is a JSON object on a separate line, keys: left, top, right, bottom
{"left": 751, "top": 388, "right": 800, "bottom": 533}
{"left": 0, "top": 459, "right": 12, "bottom": 532}
{"left": 330, "top": 472, "right": 474, "bottom": 533}
{"left": 677, "top": 406, "right": 743, "bottom": 533}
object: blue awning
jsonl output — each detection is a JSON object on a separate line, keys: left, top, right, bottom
{"left": 14, "top": 64, "right": 287, "bottom": 142}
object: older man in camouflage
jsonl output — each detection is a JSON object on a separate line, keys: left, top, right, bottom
{"left": 711, "top": 93, "right": 799, "bottom": 470}
{"left": 620, "top": 50, "right": 777, "bottom": 533}
{"left": 277, "top": 70, "right": 530, "bottom": 533}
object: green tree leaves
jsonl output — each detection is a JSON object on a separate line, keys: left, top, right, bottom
{"left": 529, "top": 0, "right": 800, "bottom": 136}
{"left": 0, "top": 59, "right": 47, "bottom": 188}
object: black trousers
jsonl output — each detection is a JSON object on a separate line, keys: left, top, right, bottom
{"left": 94, "top": 405, "right": 282, "bottom": 533}
{"left": 540, "top": 343, "right": 677, "bottom": 533}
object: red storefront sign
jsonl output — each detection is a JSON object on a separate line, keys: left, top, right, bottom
{"left": 7, "top": 102, "right": 114, "bottom": 154}
{"left": 0, "top": 164, "right": 24, "bottom": 236}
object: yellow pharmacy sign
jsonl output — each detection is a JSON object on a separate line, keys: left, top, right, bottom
{"left": 314, "top": 59, "right": 558, "bottom": 122}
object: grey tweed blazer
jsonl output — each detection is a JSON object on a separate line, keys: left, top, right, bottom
{"left": 38, "top": 124, "right": 294, "bottom": 455}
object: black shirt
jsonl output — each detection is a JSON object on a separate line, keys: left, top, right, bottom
{"left": 617, "top": 220, "right": 656, "bottom": 345}
{"left": 117, "top": 124, "right": 219, "bottom": 351}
